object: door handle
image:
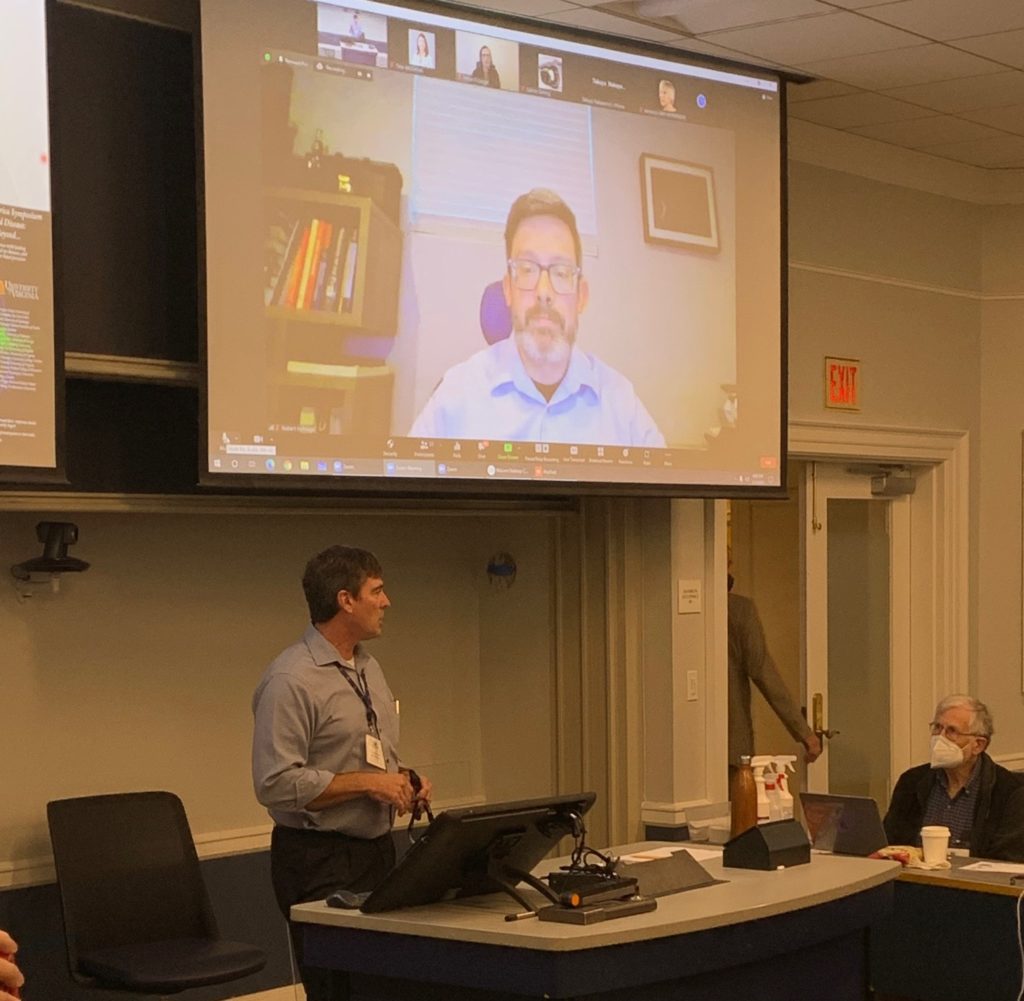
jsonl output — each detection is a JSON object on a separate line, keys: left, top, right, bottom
{"left": 812, "top": 692, "right": 841, "bottom": 740}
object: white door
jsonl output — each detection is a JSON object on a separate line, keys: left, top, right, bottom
{"left": 801, "top": 463, "right": 911, "bottom": 801}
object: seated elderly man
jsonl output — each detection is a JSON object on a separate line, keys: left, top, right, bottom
{"left": 883, "top": 694, "right": 1024, "bottom": 861}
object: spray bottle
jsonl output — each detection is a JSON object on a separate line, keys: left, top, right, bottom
{"left": 763, "top": 762, "right": 780, "bottom": 820}
{"left": 773, "top": 755, "right": 797, "bottom": 820}
{"left": 750, "top": 755, "right": 773, "bottom": 824}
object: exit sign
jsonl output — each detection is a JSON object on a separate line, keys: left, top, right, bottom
{"left": 825, "top": 356, "right": 860, "bottom": 410}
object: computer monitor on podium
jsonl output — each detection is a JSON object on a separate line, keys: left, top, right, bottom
{"left": 361, "top": 791, "right": 596, "bottom": 913}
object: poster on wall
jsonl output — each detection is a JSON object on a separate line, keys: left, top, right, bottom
{"left": 0, "top": 0, "right": 59, "bottom": 479}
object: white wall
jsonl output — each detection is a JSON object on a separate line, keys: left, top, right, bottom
{"left": 787, "top": 157, "right": 1024, "bottom": 765}
{"left": 977, "top": 203, "right": 1024, "bottom": 765}
{"left": 0, "top": 505, "right": 563, "bottom": 885}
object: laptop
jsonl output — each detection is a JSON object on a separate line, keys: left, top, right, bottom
{"left": 798, "top": 792, "right": 888, "bottom": 856}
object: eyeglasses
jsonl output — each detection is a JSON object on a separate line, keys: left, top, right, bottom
{"left": 508, "top": 258, "right": 581, "bottom": 294}
{"left": 929, "top": 722, "right": 981, "bottom": 741}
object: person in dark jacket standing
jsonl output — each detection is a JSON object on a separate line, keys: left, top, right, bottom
{"left": 883, "top": 694, "right": 1024, "bottom": 861}
{"left": 727, "top": 574, "right": 821, "bottom": 766}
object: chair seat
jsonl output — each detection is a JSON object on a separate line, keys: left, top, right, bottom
{"left": 78, "top": 937, "right": 266, "bottom": 992}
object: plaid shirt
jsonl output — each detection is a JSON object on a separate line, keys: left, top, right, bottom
{"left": 922, "top": 764, "right": 982, "bottom": 848}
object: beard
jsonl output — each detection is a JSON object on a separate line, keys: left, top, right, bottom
{"left": 514, "top": 304, "right": 575, "bottom": 373}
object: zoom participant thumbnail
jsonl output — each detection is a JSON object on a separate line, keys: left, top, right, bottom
{"left": 537, "top": 53, "right": 562, "bottom": 93}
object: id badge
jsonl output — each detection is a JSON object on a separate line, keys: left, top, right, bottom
{"left": 365, "top": 733, "right": 386, "bottom": 770}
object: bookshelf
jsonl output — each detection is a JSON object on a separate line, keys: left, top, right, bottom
{"left": 270, "top": 361, "right": 395, "bottom": 438}
{"left": 263, "top": 186, "right": 402, "bottom": 337}
{"left": 262, "top": 185, "right": 403, "bottom": 434}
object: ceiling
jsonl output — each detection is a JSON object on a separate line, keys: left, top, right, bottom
{"left": 458, "top": 0, "right": 1024, "bottom": 170}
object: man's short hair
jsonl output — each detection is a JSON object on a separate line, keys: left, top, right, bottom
{"left": 302, "top": 545, "right": 383, "bottom": 624}
{"left": 504, "top": 188, "right": 582, "bottom": 266}
{"left": 934, "top": 693, "right": 994, "bottom": 740}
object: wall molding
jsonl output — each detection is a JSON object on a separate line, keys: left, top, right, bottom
{"left": 640, "top": 797, "right": 723, "bottom": 827}
{"left": 789, "top": 119, "right": 1024, "bottom": 205}
{"left": 0, "top": 491, "right": 574, "bottom": 516}
{"left": 1, "top": 801, "right": 485, "bottom": 891}
{"left": 0, "top": 824, "right": 274, "bottom": 892}
{"left": 789, "top": 261, "right": 1024, "bottom": 302}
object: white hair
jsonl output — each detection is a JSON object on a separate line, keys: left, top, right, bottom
{"left": 934, "top": 693, "right": 993, "bottom": 740}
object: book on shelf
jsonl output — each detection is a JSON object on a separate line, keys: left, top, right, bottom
{"left": 310, "top": 221, "right": 334, "bottom": 310}
{"left": 265, "top": 207, "right": 366, "bottom": 316}
{"left": 295, "top": 217, "right": 322, "bottom": 311}
{"left": 322, "top": 225, "right": 348, "bottom": 311}
{"left": 340, "top": 232, "right": 359, "bottom": 313}
{"left": 280, "top": 223, "right": 311, "bottom": 308}
{"left": 264, "top": 213, "right": 301, "bottom": 306}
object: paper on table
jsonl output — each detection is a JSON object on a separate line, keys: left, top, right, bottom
{"left": 960, "top": 860, "right": 1024, "bottom": 874}
{"left": 619, "top": 845, "right": 721, "bottom": 864}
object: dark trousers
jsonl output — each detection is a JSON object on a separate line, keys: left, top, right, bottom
{"left": 271, "top": 825, "right": 396, "bottom": 1001}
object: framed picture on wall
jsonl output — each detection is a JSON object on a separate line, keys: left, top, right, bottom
{"left": 639, "top": 154, "right": 719, "bottom": 251}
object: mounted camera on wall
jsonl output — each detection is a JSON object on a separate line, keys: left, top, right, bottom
{"left": 11, "top": 521, "right": 90, "bottom": 598}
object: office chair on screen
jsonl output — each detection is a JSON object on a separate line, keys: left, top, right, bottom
{"left": 480, "top": 280, "right": 512, "bottom": 344}
{"left": 47, "top": 791, "right": 266, "bottom": 995}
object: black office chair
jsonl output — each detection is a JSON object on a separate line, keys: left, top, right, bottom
{"left": 47, "top": 791, "right": 266, "bottom": 995}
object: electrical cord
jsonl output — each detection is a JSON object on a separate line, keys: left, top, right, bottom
{"left": 553, "top": 812, "right": 620, "bottom": 879}
{"left": 1016, "top": 888, "right": 1024, "bottom": 1001}
{"left": 284, "top": 920, "right": 303, "bottom": 1001}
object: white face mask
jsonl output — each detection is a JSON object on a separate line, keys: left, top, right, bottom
{"left": 930, "top": 734, "right": 965, "bottom": 769}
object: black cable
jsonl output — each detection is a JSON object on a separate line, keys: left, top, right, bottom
{"left": 555, "top": 812, "right": 619, "bottom": 879}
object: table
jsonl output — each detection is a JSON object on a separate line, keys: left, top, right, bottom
{"left": 292, "top": 846, "right": 899, "bottom": 1000}
{"left": 870, "top": 857, "right": 1024, "bottom": 1001}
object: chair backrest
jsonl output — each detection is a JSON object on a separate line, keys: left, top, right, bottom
{"left": 480, "top": 280, "right": 512, "bottom": 344}
{"left": 47, "top": 792, "right": 218, "bottom": 974}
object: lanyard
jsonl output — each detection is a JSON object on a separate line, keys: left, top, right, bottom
{"left": 338, "top": 664, "right": 379, "bottom": 737}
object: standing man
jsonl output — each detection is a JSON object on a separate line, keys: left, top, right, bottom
{"left": 729, "top": 582, "right": 822, "bottom": 766}
{"left": 883, "top": 694, "right": 1024, "bottom": 860}
{"left": 252, "top": 545, "right": 432, "bottom": 1001}
{"left": 409, "top": 188, "right": 664, "bottom": 446}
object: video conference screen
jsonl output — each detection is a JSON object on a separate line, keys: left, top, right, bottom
{"left": 201, "top": 0, "right": 785, "bottom": 495}
{"left": 0, "top": 0, "right": 59, "bottom": 482}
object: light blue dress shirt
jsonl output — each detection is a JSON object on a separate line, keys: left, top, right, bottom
{"left": 409, "top": 336, "right": 666, "bottom": 446}
{"left": 252, "top": 624, "right": 401, "bottom": 836}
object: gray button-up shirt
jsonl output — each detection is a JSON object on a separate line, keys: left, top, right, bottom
{"left": 252, "top": 624, "right": 401, "bottom": 836}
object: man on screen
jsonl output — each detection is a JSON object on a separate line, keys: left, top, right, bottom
{"left": 409, "top": 188, "right": 665, "bottom": 446}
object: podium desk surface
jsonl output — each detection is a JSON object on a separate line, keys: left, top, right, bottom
{"left": 291, "top": 841, "right": 899, "bottom": 951}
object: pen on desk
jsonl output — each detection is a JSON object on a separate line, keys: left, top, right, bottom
{"left": 505, "top": 910, "right": 538, "bottom": 922}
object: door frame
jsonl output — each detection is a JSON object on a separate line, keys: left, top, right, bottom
{"left": 801, "top": 463, "right": 911, "bottom": 793}
{"left": 790, "top": 420, "right": 970, "bottom": 773}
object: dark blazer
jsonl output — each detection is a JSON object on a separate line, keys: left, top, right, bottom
{"left": 883, "top": 752, "right": 1024, "bottom": 861}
